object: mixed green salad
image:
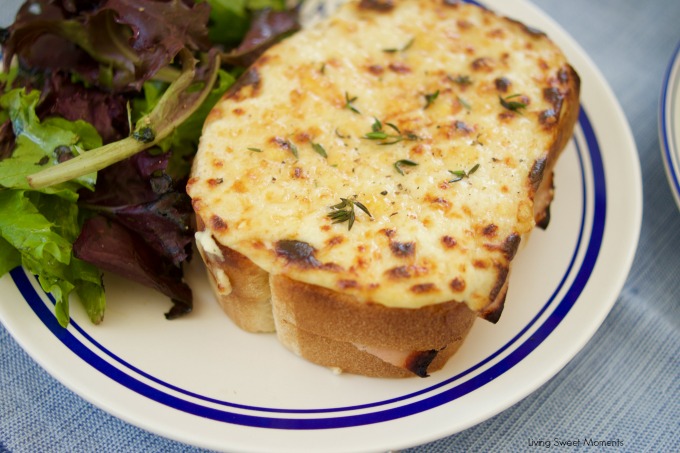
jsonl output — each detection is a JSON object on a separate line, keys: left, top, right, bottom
{"left": 0, "top": 0, "right": 301, "bottom": 327}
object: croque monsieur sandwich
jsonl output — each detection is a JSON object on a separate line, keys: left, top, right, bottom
{"left": 186, "top": 0, "right": 580, "bottom": 377}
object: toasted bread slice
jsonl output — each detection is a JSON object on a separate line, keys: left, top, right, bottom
{"left": 187, "top": 0, "right": 580, "bottom": 377}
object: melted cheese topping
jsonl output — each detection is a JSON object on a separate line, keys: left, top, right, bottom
{"left": 188, "top": 0, "right": 576, "bottom": 311}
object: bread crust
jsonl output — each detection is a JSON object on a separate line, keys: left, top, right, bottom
{"left": 270, "top": 274, "right": 476, "bottom": 351}
{"left": 276, "top": 317, "right": 466, "bottom": 378}
{"left": 196, "top": 216, "right": 274, "bottom": 332}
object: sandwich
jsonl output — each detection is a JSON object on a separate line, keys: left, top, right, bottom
{"left": 186, "top": 0, "right": 580, "bottom": 377}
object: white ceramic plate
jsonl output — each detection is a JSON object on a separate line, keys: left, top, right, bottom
{"left": 660, "top": 40, "right": 680, "bottom": 209}
{"left": 0, "top": 1, "right": 641, "bottom": 452}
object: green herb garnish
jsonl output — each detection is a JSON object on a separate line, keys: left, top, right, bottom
{"left": 449, "top": 74, "right": 472, "bottom": 85}
{"left": 327, "top": 197, "right": 372, "bottom": 231}
{"left": 287, "top": 140, "right": 299, "bottom": 158}
{"left": 345, "top": 92, "right": 360, "bottom": 114}
{"left": 394, "top": 159, "right": 418, "bottom": 175}
{"left": 448, "top": 163, "right": 480, "bottom": 182}
{"left": 383, "top": 37, "right": 415, "bottom": 53}
{"left": 363, "top": 119, "right": 418, "bottom": 145}
{"left": 312, "top": 142, "right": 327, "bottom": 158}
{"left": 424, "top": 90, "right": 440, "bottom": 109}
{"left": 248, "top": 147, "right": 262, "bottom": 152}
{"left": 457, "top": 96, "right": 471, "bottom": 110}
{"left": 499, "top": 94, "right": 527, "bottom": 113}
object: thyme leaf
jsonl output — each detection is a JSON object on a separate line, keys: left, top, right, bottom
{"left": 327, "top": 196, "right": 372, "bottom": 231}
{"left": 449, "top": 74, "right": 472, "bottom": 85}
{"left": 287, "top": 139, "right": 299, "bottom": 158}
{"left": 448, "top": 163, "right": 480, "bottom": 182}
{"left": 500, "top": 94, "right": 527, "bottom": 113}
{"left": 345, "top": 92, "right": 360, "bottom": 114}
{"left": 383, "top": 37, "right": 414, "bottom": 53}
{"left": 457, "top": 96, "right": 471, "bottom": 110}
{"left": 362, "top": 119, "right": 418, "bottom": 145}
{"left": 394, "top": 159, "right": 418, "bottom": 175}
{"left": 312, "top": 142, "right": 327, "bottom": 158}
{"left": 424, "top": 90, "right": 440, "bottom": 109}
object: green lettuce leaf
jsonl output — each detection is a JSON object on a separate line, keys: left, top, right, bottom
{"left": 0, "top": 88, "right": 101, "bottom": 193}
{"left": 0, "top": 87, "right": 106, "bottom": 326}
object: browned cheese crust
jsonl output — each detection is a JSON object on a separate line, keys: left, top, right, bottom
{"left": 187, "top": 0, "right": 581, "bottom": 377}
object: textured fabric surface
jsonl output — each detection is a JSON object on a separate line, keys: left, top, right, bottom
{"left": 1, "top": 0, "right": 679, "bottom": 452}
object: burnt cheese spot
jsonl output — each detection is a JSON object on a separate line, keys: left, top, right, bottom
{"left": 381, "top": 228, "right": 397, "bottom": 238}
{"left": 501, "top": 233, "right": 521, "bottom": 260}
{"left": 367, "top": 64, "right": 384, "bottom": 75}
{"left": 326, "top": 236, "right": 344, "bottom": 247}
{"left": 498, "top": 111, "right": 516, "bottom": 121}
{"left": 471, "top": 57, "right": 494, "bottom": 72}
{"left": 489, "top": 264, "right": 509, "bottom": 305}
{"left": 387, "top": 266, "right": 411, "bottom": 279}
{"left": 390, "top": 241, "right": 416, "bottom": 258}
{"left": 275, "top": 240, "right": 321, "bottom": 268}
{"left": 210, "top": 215, "right": 228, "bottom": 231}
{"left": 207, "top": 178, "right": 223, "bottom": 186}
{"left": 295, "top": 132, "right": 311, "bottom": 143}
{"left": 291, "top": 167, "right": 305, "bottom": 179}
{"left": 557, "top": 66, "right": 571, "bottom": 84}
{"left": 454, "top": 120, "right": 474, "bottom": 134}
{"left": 543, "top": 87, "right": 564, "bottom": 109}
{"left": 441, "top": 236, "right": 457, "bottom": 248}
{"left": 337, "top": 279, "right": 359, "bottom": 289}
{"left": 410, "top": 283, "right": 438, "bottom": 294}
{"left": 358, "top": 0, "right": 394, "bottom": 11}
{"left": 405, "top": 350, "right": 439, "bottom": 378}
{"left": 494, "top": 76, "right": 512, "bottom": 92}
{"left": 482, "top": 224, "right": 498, "bottom": 237}
{"left": 388, "top": 62, "right": 411, "bottom": 74}
{"left": 386, "top": 265, "right": 427, "bottom": 279}
{"left": 450, "top": 277, "right": 466, "bottom": 292}
{"left": 457, "top": 19, "right": 473, "bottom": 29}
{"left": 272, "top": 136, "right": 292, "bottom": 150}
{"left": 539, "top": 109, "right": 558, "bottom": 127}
{"left": 529, "top": 157, "right": 547, "bottom": 192}
{"left": 473, "top": 259, "right": 488, "bottom": 269}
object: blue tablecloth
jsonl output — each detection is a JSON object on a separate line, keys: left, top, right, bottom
{"left": 1, "top": 1, "right": 679, "bottom": 451}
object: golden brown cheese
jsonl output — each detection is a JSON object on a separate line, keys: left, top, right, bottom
{"left": 187, "top": 0, "right": 577, "bottom": 312}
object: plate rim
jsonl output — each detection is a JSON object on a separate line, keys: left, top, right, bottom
{"left": 659, "top": 39, "right": 680, "bottom": 209}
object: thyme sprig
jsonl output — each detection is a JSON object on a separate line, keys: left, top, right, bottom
{"left": 383, "top": 37, "right": 415, "bottom": 53}
{"left": 499, "top": 93, "right": 527, "bottom": 113}
{"left": 424, "top": 90, "right": 440, "bottom": 109}
{"left": 449, "top": 163, "right": 480, "bottom": 182}
{"left": 394, "top": 159, "right": 418, "bottom": 175}
{"left": 345, "top": 92, "right": 360, "bottom": 114}
{"left": 327, "top": 197, "right": 372, "bottom": 231}
{"left": 449, "top": 74, "right": 472, "bottom": 86}
{"left": 363, "top": 118, "right": 419, "bottom": 145}
{"left": 312, "top": 142, "right": 327, "bottom": 158}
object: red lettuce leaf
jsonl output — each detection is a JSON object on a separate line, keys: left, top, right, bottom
{"left": 220, "top": 7, "right": 301, "bottom": 68}
{"left": 38, "top": 72, "right": 130, "bottom": 143}
{"left": 3, "top": 0, "right": 211, "bottom": 91}
{"left": 79, "top": 150, "right": 193, "bottom": 266}
{"left": 74, "top": 214, "right": 192, "bottom": 319}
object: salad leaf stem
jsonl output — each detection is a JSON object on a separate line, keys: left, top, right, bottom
{"left": 27, "top": 50, "right": 220, "bottom": 189}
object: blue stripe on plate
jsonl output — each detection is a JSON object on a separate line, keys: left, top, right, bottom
{"left": 660, "top": 40, "right": 680, "bottom": 204}
{"left": 10, "top": 106, "right": 606, "bottom": 429}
